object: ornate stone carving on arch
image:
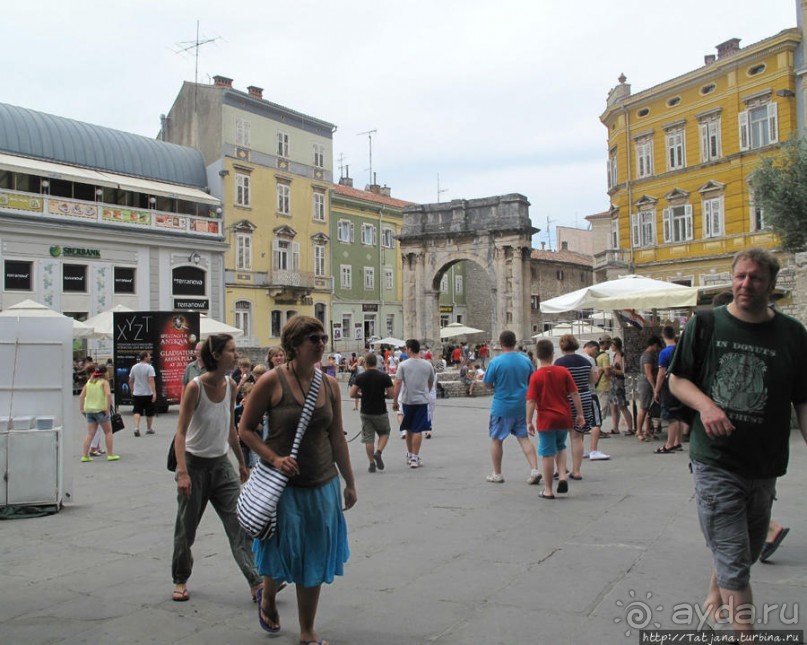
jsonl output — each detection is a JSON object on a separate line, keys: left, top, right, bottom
{"left": 398, "top": 194, "right": 537, "bottom": 345}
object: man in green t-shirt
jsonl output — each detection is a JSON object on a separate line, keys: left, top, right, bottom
{"left": 669, "top": 247, "right": 807, "bottom": 636}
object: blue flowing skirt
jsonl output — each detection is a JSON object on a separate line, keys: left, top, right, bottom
{"left": 253, "top": 476, "right": 349, "bottom": 587}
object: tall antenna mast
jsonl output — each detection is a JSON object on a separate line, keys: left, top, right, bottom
{"left": 175, "top": 21, "right": 220, "bottom": 86}
{"left": 546, "top": 216, "right": 556, "bottom": 250}
{"left": 436, "top": 173, "right": 448, "bottom": 203}
{"left": 357, "top": 129, "right": 377, "bottom": 186}
{"left": 337, "top": 153, "right": 347, "bottom": 179}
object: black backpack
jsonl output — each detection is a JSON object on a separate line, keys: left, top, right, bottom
{"left": 663, "top": 310, "right": 715, "bottom": 424}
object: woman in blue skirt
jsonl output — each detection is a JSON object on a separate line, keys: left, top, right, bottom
{"left": 240, "top": 316, "right": 356, "bottom": 645}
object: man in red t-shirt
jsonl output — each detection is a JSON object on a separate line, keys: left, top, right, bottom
{"left": 451, "top": 346, "right": 462, "bottom": 366}
{"left": 526, "top": 339, "right": 584, "bottom": 499}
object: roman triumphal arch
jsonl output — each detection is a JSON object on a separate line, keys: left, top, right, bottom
{"left": 398, "top": 194, "right": 537, "bottom": 345}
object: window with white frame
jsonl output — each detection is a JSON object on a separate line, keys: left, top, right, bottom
{"left": 381, "top": 227, "right": 394, "bottom": 248}
{"left": 361, "top": 223, "right": 377, "bottom": 246}
{"left": 607, "top": 147, "right": 618, "bottom": 189}
{"left": 363, "top": 266, "right": 374, "bottom": 290}
{"left": 699, "top": 117, "right": 722, "bottom": 162}
{"left": 662, "top": 205, "right": 693, "bottom": 243}
{"left": 384, "top": 267, "right": 393, "bottom": 290}
{"left": 236, "top": 173, "right": 251, "bottom": 207}
{"left": 611, "top": 218, "right": 619, "bottom": 249}
{"left": 455, "top": 274, "right": 463, "bottom": 295}
{"left": 337, "top": 220, "right": 354, "bottom": 243}
{"left": 631, "top": 210, "right": 657, "bottom": 247}
{"left": 277, "top": 131, "right": 289, "bottom": 157}
{"left": 272, "top": 239, "right": 299, "bottom": 271}
{"left": 340, "top": 265, "right": 352, "bottom": 289}
{"left": 313, "top": 143, "right": 325, "bottom": 168}
{"left": 440, "top": 275, "right": 448, "bottom": 292}
{"left": 236, "top": 232, "right": 252, "bottom": 270}
{"left": 277, "top": 183, "right": 290, "bottom": 215}
{"left": 665, "top": 126, "right": 686, "bottom": 171}
{"left": 702, "top": 196, "right": 724, "bottom": 239}
{"left": 385, "top": 314, "right": 394, "bottom": 336}
{"left": 234, "top": 301, "right": 251, "bottom": 338}
{"left": 313, "top": 244, "right": 326, "bottom": 277}
{"left": 312, "top": 192, "right": 325, "bottom": 221}
{"left": 635, "top": 138, "right": 654, "bottom": 179}
{"left": 236, "top": 118, "right": 251, "bottom": 148}
{"left": 739, "top": 103, "right": 778, "bottom": 151}
{"left": 341, "top": 314, "right": 352, "bottom": 335}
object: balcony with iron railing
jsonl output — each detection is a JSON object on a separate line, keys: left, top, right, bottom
{"left": 0, "top": 188, "right": 223, "bottom": 238}
{"left": 593, "top": 248, "right": 631, "bottom": 270}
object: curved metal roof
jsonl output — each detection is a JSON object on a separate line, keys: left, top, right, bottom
{"left": 0, "top": 102, "right": 208, "bottom": 188}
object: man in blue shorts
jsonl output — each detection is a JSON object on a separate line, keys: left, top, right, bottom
{"left": 670, "top": 248, "right": 807, "bottom": 636}
{"left": 392, "top": 339, "right": 434, "bottom": 469}
{"left": 481, "top": 330, "right": 541, "bottom": 485}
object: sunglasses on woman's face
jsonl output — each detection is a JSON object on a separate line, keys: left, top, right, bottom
{"left": 306, "top": 334, "right": 329, "bottom": 344}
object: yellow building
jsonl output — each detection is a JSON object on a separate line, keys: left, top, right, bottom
{"left": 162, "top": 76, "right": 335, "bottom": 345}
{"left": 599, "top": 30, "right": 800, "bottom": 289}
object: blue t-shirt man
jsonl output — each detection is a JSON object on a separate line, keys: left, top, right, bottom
{"left": 483, "top": 349, "right": 534, "bottom": 418}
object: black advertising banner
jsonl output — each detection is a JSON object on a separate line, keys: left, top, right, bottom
{"left": 113, "top": 311, "right": 200, "bottom": 408}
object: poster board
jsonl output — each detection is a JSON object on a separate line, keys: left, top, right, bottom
{"left": 113, "top": 312, "right": 200, "bottom": 409}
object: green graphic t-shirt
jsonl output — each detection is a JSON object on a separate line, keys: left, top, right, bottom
{"left": 669, "top": 305, "right": 807, "bottom": 478}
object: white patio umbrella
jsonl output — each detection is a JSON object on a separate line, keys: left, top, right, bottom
{"left": 82, "top": 303, "right": 134, "bottom": 338}
{"left": 440, "top": 322, "right": 486, "bottom": 339}
{"left": 539, "top": 275, "right": 698, "bottom": 313}
{"left": 0, "top": 299, "right": 95, "bottom": 337}
{"left": 371, "top": 336, "right": 406, "bottom": 347}
{"left": 200, "top": 314, "right": 244, "bottom": 339}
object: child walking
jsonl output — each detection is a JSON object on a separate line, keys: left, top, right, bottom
{"left": 526, "top": 340, "right": 584, "bottom": 499}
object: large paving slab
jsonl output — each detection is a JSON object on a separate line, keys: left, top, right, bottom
{"left": 1, "top": 384, "right": 805, "bottom": 644}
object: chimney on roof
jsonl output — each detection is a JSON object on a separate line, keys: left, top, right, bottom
{"left": 247, "top": 85, "right": 263, "bottom": 99}
{"left": 379, "top": 185, "right": 391, "bottom": 197}
{"left": 541, "top": 242, "right": 546, "bottom": 250}
{"left": 338, "top": 165, "right": 354, "bottom": 187}
{"left": 716, "top": 38, "right": 741, "bottom": 59}
{"left": 213, "top": 75, "right": 233, "bottom": 88}
{"left": 704, "top": 54, "right": 716, "bottom": 66}
{"left": 366, "top": 172, "right": 381, "bottom": 194}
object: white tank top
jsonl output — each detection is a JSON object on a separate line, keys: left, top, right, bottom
{"left": 184, "top": 376, "right": 232, "bottom": 458}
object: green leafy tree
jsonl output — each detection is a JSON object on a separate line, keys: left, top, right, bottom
{"left": 750, "top": 137, "right": 807, "bottom": 252}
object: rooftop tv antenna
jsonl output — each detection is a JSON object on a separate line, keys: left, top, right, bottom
{"left": 357, "top": 129, "right": 377, "bottom": 185}
{"left": 436, "top": 173, "right": 448, "bottom": 203}
{"left": 546, "top": 216, "right": 557, "bottom": 250}
{"left": 337, "top": 153, "right": 347, "bottom": 179}
{"left": 175, "top": 21, "right": 220, "bottom": 87}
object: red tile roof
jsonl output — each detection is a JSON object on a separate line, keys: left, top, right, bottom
{"left": 530, "top": 249, "right": 593, "bottom": 267}
{"left": 332, "top": 183, "right": 414, "bottom": 209}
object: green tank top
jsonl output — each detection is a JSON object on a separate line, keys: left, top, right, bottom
{"left": 84, "top": 379, "right": 108, "bottom": 412}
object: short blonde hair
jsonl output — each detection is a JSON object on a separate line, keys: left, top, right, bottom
{"left": 252, "top": 364, "right": 267, "bottom": 377}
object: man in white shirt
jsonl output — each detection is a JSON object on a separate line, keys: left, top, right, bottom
{"left": 392, "top": 339, "right": 434, "bottom": 469}
{"left": 128, "top": 351, "right": 157, "bottom": 436}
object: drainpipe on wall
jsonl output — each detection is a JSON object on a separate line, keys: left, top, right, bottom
{"left": 623, "top": 105, "right": 635, "bottom": 272}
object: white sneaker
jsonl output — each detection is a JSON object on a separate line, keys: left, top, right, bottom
{"left": 400, "top": 430, "right": 406, "bottom": 439}
{"left": 486, "top": 472, "right": 504, "bottom": 483}
{"left": 527, "top": 469, "right": 542, "bottom": 485}
{"left": 409, "top": 455, "right": 421, "bottom": 469}
{"left": 589, "top": 450, "right": 611, "bottom": 461}
{"left": 583, "top": 451, "right": 590, "bottom": 459}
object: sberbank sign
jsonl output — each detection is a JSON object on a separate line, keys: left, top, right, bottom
{"left": 49, "top": 246, "right": 101, "bottom": 258}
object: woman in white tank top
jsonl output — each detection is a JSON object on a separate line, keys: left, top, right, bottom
{"left": 171, "top": 334, "right": 261, "bottom": 603}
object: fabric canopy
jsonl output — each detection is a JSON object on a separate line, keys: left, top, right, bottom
{"left": 371, "top": 336, "right": 406, "bottom": 347}
{"left": 440, "top": 323, "right": 486, "bottom": 339}
{"left": 539, "top": 275, "right": 699, "bottom": 313}
{"left": 200, "top": 314, "right": 244, "bottom": 339}
{"left": 0, "top": 299, "right": 95, "bottom": 337}
{"left": 82, "top": 304, "right": 134, "bottom": 338}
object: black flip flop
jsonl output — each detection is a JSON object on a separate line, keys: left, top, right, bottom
{"left": 760, "top": 527, "right": 790, "bottom": 562}
{"left": 538, "top": 492, "right": 555, "bottom": 500}
{"left": 557, "top": 480, "right": 569, "bottom": 494}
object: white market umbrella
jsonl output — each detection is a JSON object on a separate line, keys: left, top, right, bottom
{"left": 539, "top": 275, "right": 698, "bottom": 313}
{"left": 1, "top": 299, "right": 95, "bottom": 337}
{"left": 200, "top": 314, "right": 244, "bottom": 339}
{"left": 371, "top": 336, "right": 406, "bottom": 347}
{"left": 439, "top": 322, "right": 486, "bottom": 339}
{"left": 532, "top": 321, "right": 599, "bottom": 339}
{"left": 82, "top": 303, "right": 134, "bottom": 338}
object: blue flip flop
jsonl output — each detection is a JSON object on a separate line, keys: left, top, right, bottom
{"left": 256, "top": 588, "right": 281, "bottom": 633}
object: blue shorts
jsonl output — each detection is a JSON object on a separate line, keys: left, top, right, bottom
{"left": 692, "top": 459, "right": 776, "bottom": 590}
{"left": 489, "top": 416, "right": 528, "bottom": 441}
{"left": 538, "top": 430, "right": 568, "bottom": 457}
{"left": 401, "top": 403, "right": 431, "bottom": 433}
{"left": 85, "top": 411, "right": 110, "bottom": 424}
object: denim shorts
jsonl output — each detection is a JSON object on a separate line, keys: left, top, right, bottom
{"left": 691, "top": 459, "right": 776, "bottom": 591}
{"left": 489, "top": 416, "right": 528, "bottom": 441}
{"left": 85, "top": 411, "right": 110, "bottom": 424}
{"left": 537, "top": 430, "right": 568, "bottom": 457}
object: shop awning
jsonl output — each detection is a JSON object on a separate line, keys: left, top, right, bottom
{"left": 0, "top": 152, "right": 219, "bottom": 206}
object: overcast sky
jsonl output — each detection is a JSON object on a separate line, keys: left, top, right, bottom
{"left": 0, "top": 0, "right": 798, "bottom": 248}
